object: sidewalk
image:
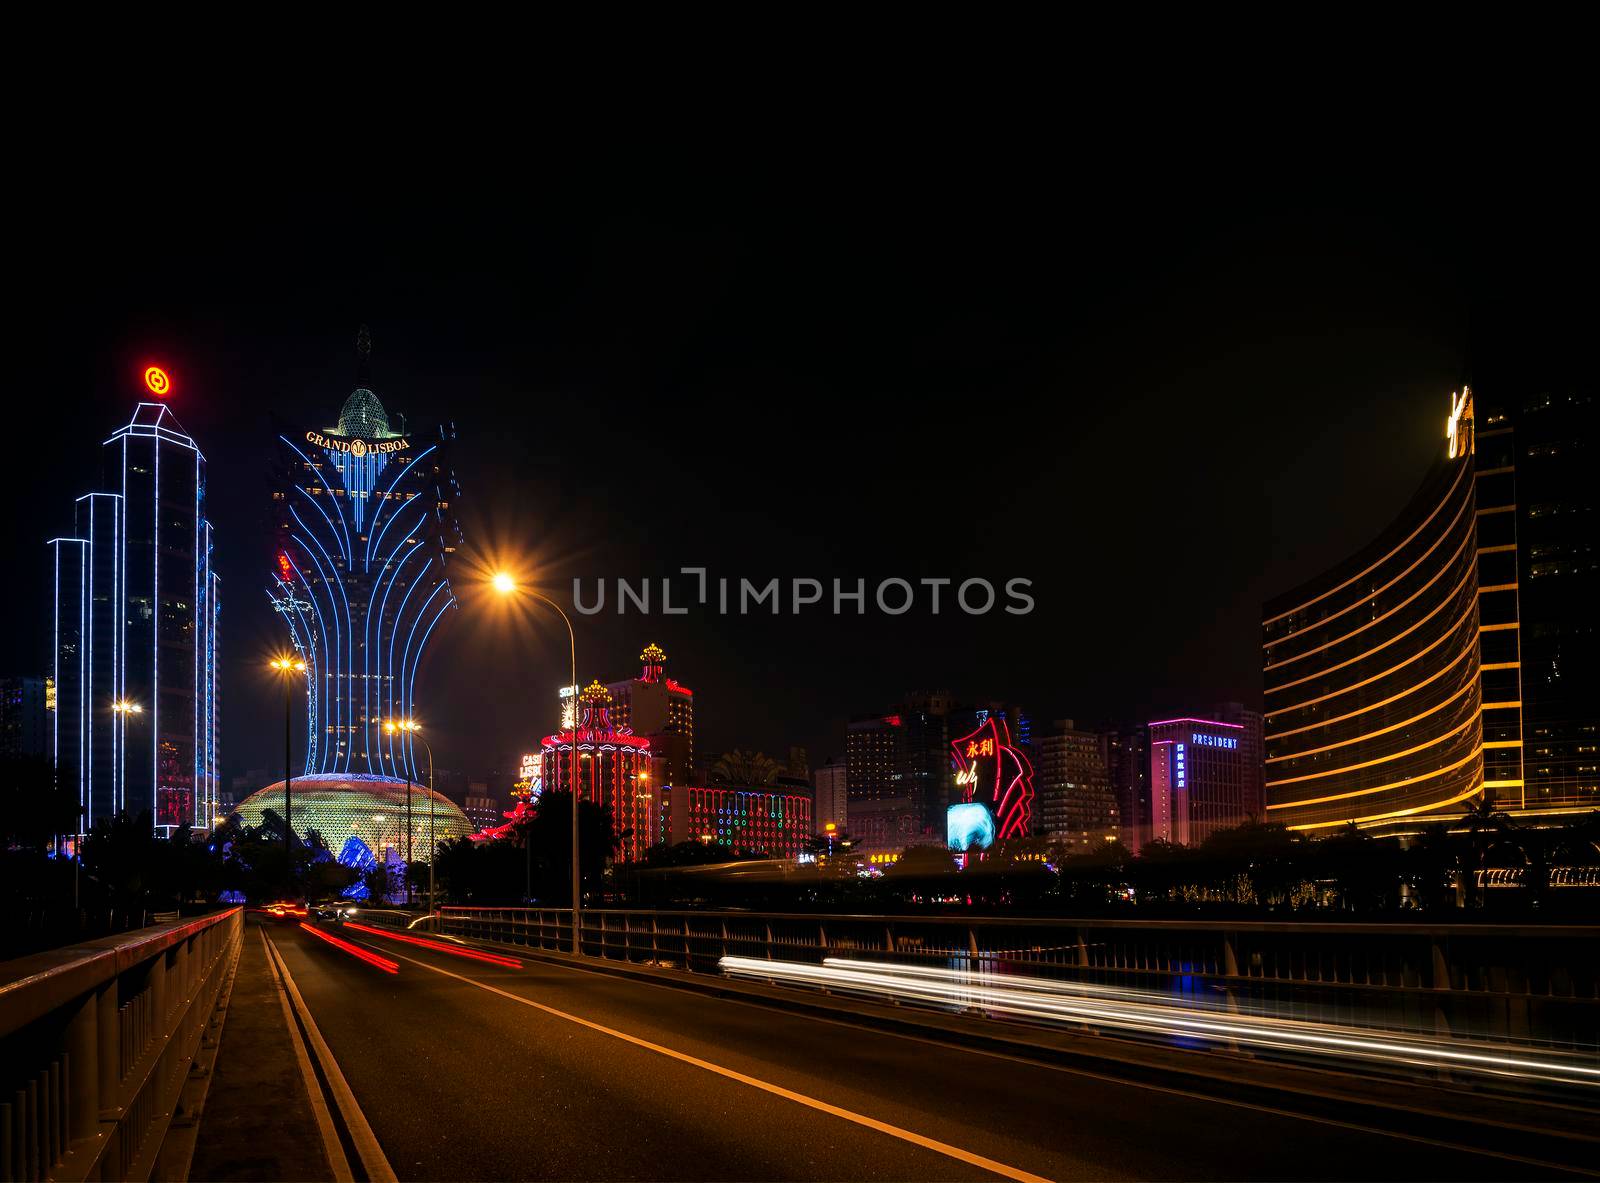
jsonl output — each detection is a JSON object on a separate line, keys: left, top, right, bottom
{"left": 186, "top": 919, "right": 335, "bottom": 1182}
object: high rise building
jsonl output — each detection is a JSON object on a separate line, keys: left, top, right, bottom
{"left": 1034, "top": 719, "right": 1117, "bottom": 853}
{"left": 604, "top": 643, "right": 695, "bottom": 786}
{"left": 541, "top": 682, "right": 654, "bottom": 863}
{"left": 846, "top": 714, "right": 914, "bottom": 855}
{"left": 1263, "top": 387, "right": 1595, "bottom": 832}
{"left": 1104, "top": 726, "right": 1150, "bottom": 850}
{"left": 1501, "top": 390, "right": 1597, "bottom": 810}
{"left": 1213, "top": 701, "right": 1265, "bottom": 820}
{"left": 51, "top": 396, "right": 220, "bottom": 835}
{"left": 0, "top": 676, "right": 51, "bottom": 760}
{"left": 269, "top": 331, "right": 463, "bottom": 781}
{"left": 813, "top": 756, "right": 847, "bottom": 834}
{"left": 1148, "top": 716, "right": 1246, "bottom": 845}
{"left": 898, "top": 691, "right": 953, "bottom": 838}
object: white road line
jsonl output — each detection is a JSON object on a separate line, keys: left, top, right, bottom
{"left": 371, "top": 943, "right": 1053, "bottom": 1183}
{"left": 265, "top": 930, "right": 399, "bottom": 1183}
{"left": 259, "top": 927, "right": 353, "bottom": 1183}
{"left": 374, "top": 935, "right": 1600, "bottom": 1181}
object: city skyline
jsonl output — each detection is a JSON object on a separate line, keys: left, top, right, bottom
{"left": 7, "top": 184, "right": 1590, "bottom": 789}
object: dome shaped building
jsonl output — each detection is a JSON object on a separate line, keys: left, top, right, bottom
{"left": 230, "top": 773, "right": 474, "bottom": 867}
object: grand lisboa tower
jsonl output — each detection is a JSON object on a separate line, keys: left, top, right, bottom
{"left": 234, "top": 329, "right": 470, "bottom": 865}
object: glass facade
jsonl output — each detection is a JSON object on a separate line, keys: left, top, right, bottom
{"left": 230, "top": 774, "right": 474, "bottom": 864}
{"left": 270, "top": 386, "right": 463, "bottom": 780}
{"left": 51, "top": 402, "right": 221, "bottom": 834}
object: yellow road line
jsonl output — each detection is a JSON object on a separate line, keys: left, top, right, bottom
{"left": 265, "top": 930, "right": 399, "bottom": 1183}
{"left": 378, "top": 946, "right": 1052, "bottom": 1183}
{"left": 258, "top": 927, "right": 353, "bottom": 1182}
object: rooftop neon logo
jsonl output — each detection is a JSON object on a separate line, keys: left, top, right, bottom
{"left": 143, "top": 365, "right": 171, "bottom": 397}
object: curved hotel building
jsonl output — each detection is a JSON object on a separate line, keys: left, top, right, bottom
{"left": 269, "top": 340, "right": 464, "bottom": 783}
{"left": 1265, "top": 385, "right": 1595, "bottom": 832}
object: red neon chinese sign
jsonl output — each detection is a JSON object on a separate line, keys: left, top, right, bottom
{"left": 950, "top": 717, "right": 1033, "bottom": 841}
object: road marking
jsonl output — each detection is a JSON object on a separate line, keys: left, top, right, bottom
{"left": 372, "top": 944, "right": 1053, "bottom": 1183}
{"left": 259, "top": 927, "right": 354, "bottom": 1183}
{"left": 394, "top": 935, "right": 1600, "bottom": 1180}
{"left": 265, "top": 930, "right": 399, "bottom": 1183}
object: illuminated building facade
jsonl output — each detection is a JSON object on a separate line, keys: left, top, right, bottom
{"left": 269, "top": 337, "right": 463, "bottom": 781}
{"left": 846, "top": 713, "right": 913, "bottom": 855}
{"left": 1265, "top": 386, "right": 1597, "bottom": 830}
{"left": 1035, "top": 720, "right": 1117, "bottom": 852}
{"left": 541, "top": 682, "right": 654, "bottom": 862}
{"left": 1264, "top": 389, "right": 1497, "bottom": 831}
{"left": 230, "top": 774, "right": 474, "bottom": 865}
{"left": 1148, "top": 717, "right": 1246, "bottom": 845}
{"left": 0, "top": 675, "right": 50, "bottom": 759}
{"left": 604, "top": 644, "right": 695, "bottom": 786}
{"left": 51, "top": 400, "right": 221, "bottom": 834}
{"left": 1104, "top": 726, "right": 1149, "bottom": 850}
{"left": 949, "top": 714, "right": 1034, "bottom": 842}
{"left": 813, "top": 757, "right": 847, "bottom": 834}
{"left": 655, "top": 784, "right": 813, "bottom": 857}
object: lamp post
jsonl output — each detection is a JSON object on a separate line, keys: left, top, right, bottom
{"left": 270, "top": 657, "right": 306, "bottom": 895}
{"left": 492, "top": 572, "right": 582, "bottom": 955}
{"left": 384, "top": 720, "right": 433, "bottom": 914}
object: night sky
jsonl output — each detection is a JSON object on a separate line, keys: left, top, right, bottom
{"left": 9, "top": 147, "right": 1590, "bottom": 788}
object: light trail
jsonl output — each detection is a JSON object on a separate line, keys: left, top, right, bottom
{"left": 719, "top": 955, "right": 1600, "bottom": 1089}
{"left": 341, "top": 921, "right": 524, "bottom": 968}
{"left": 301, "top": 921, "right": 400, "bottom": 973}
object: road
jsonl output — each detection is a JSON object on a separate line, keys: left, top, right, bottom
{"left": 255, "top": 916, "right": 1585, "bottom": 1182}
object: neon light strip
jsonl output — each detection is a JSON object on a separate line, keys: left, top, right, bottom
{"left": 1286, "top": 780, "right": 1486, "bottom": 832}
{"left": 1265, "top": 599, "right": 1479, "bottom": 719}
{"left": 299, "top": 922, "right": 399, "bottom": 973}
{"left": 341, "top": 922, "right": 522, "bottom": 968}
{"left": 383, "top": 556, "right": 434, "bottom": 774}
{"left": 1263, "top": 461, "right": 1469, "bottom": 627}
{"left": 1266, "top": 710, "right": 1478, "bottom": 788}
{"left": 291, "top": 529, "right": 348, "bottom": 773}
{"left": 1264, "top": 517, "right": 1476, "bottom": 670}
{"left": 1269, "top": 744, "right": 1482, "bottom": 811}
{"left": 368, "top": 513, "right": 427, "bottom": 775}
{"left": 364, "top": 445, "right": 436, "bottom": 568}
{"left": 1147, "top": 717, "right": 1243, "bottom": 730}
{"left": 1267, "top": 677, "right": 1476, "bottom": 763}
{"left": 1267, "top": 561, "right": 1477, "bottom": 695}
{"left": 1263, "top": 486, "right": 1473, "bottom": 651}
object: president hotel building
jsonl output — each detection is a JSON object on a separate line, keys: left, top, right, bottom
{"left": 1263, "top": 387, "right": 1596, "bottom": 833}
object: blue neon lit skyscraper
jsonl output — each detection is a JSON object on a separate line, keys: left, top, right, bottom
{"left": 270, "top": 333, "right": 463, "bottom": 780}
{"left": 51, "top": 401, "right": 221, "bottom": 835}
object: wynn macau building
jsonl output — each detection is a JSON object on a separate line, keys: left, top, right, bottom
{"left": 1262, "top": 387, "right": 1596, "bottom": 834}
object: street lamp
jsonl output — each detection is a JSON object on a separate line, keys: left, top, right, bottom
{"left": 383, "top": 719, "right": 434, "bottom": 912}
{"left": 270, "top": 657, "right": 306, "bottom": 894}
{"left": 88, "top": 700, "right": 145, "bottom": 910}
{"left": 491, "top": 572, "right": 583, "bottom": 955}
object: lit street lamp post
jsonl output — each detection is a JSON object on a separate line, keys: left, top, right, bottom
{"left": 270, "top": 657, "right": 306, "bottom": 895}
{"left": 492, "top": 572, "right": 583, "bottom": 955}
{"left": 384, "top": 719, "right": 433, "bottom": 913}
{"left": 91, "top": 700, "right": 144, "bottom": 911}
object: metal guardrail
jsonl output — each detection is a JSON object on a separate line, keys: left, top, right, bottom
{"left": 437, "top": 907, "right": 1600, "bottom": 1048}
{"left": 0, "top": 908, "right": 242, "bottom": 1183}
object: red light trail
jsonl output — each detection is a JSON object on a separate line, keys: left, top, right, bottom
{"left": 299, "top": 922, "right": 399, "bottom": 973}
{"left": 341, "top": 921, "right": 523, "bottom": 968}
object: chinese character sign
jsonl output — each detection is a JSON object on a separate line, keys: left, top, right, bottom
{"left": 949, "top": 717, "right": 1034, "bottom": 840}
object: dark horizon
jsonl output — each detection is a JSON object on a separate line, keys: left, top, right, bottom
{"left": 9, "top": 171, "right": 1590, "bottom": 788}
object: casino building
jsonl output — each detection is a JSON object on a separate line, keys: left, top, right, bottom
{"left": 1263, "top": 386, "right": 1595, "bottom": 832}
{"left": 1148, "top": 717, "right": 1246, "bottom": 846}
{"left": 541, "top": 681, "right": 655, "bottom": 863}
{"left": 269, "top": 331, "right": 463, "bottom": 781}
{"left": 51, "top": 396, "right": 221, "bottom": 835}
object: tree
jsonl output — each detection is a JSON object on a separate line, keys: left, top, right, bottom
{"left": 1462, "top": 792, "right": 1511, "bottom": 908}
{"left": 707, "top": 750, "right": 781, "bottom": 787}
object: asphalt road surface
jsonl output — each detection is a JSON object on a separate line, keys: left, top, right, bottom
{"left": 258, "top": 918, "right": 1585, "bottom": 1182}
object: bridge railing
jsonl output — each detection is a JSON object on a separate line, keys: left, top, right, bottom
{"left": 437, "top": 907, "right": 1600, "bottom": 1049}
{"left": 0, "top": 908, "right": 242, "bottom": 1183}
